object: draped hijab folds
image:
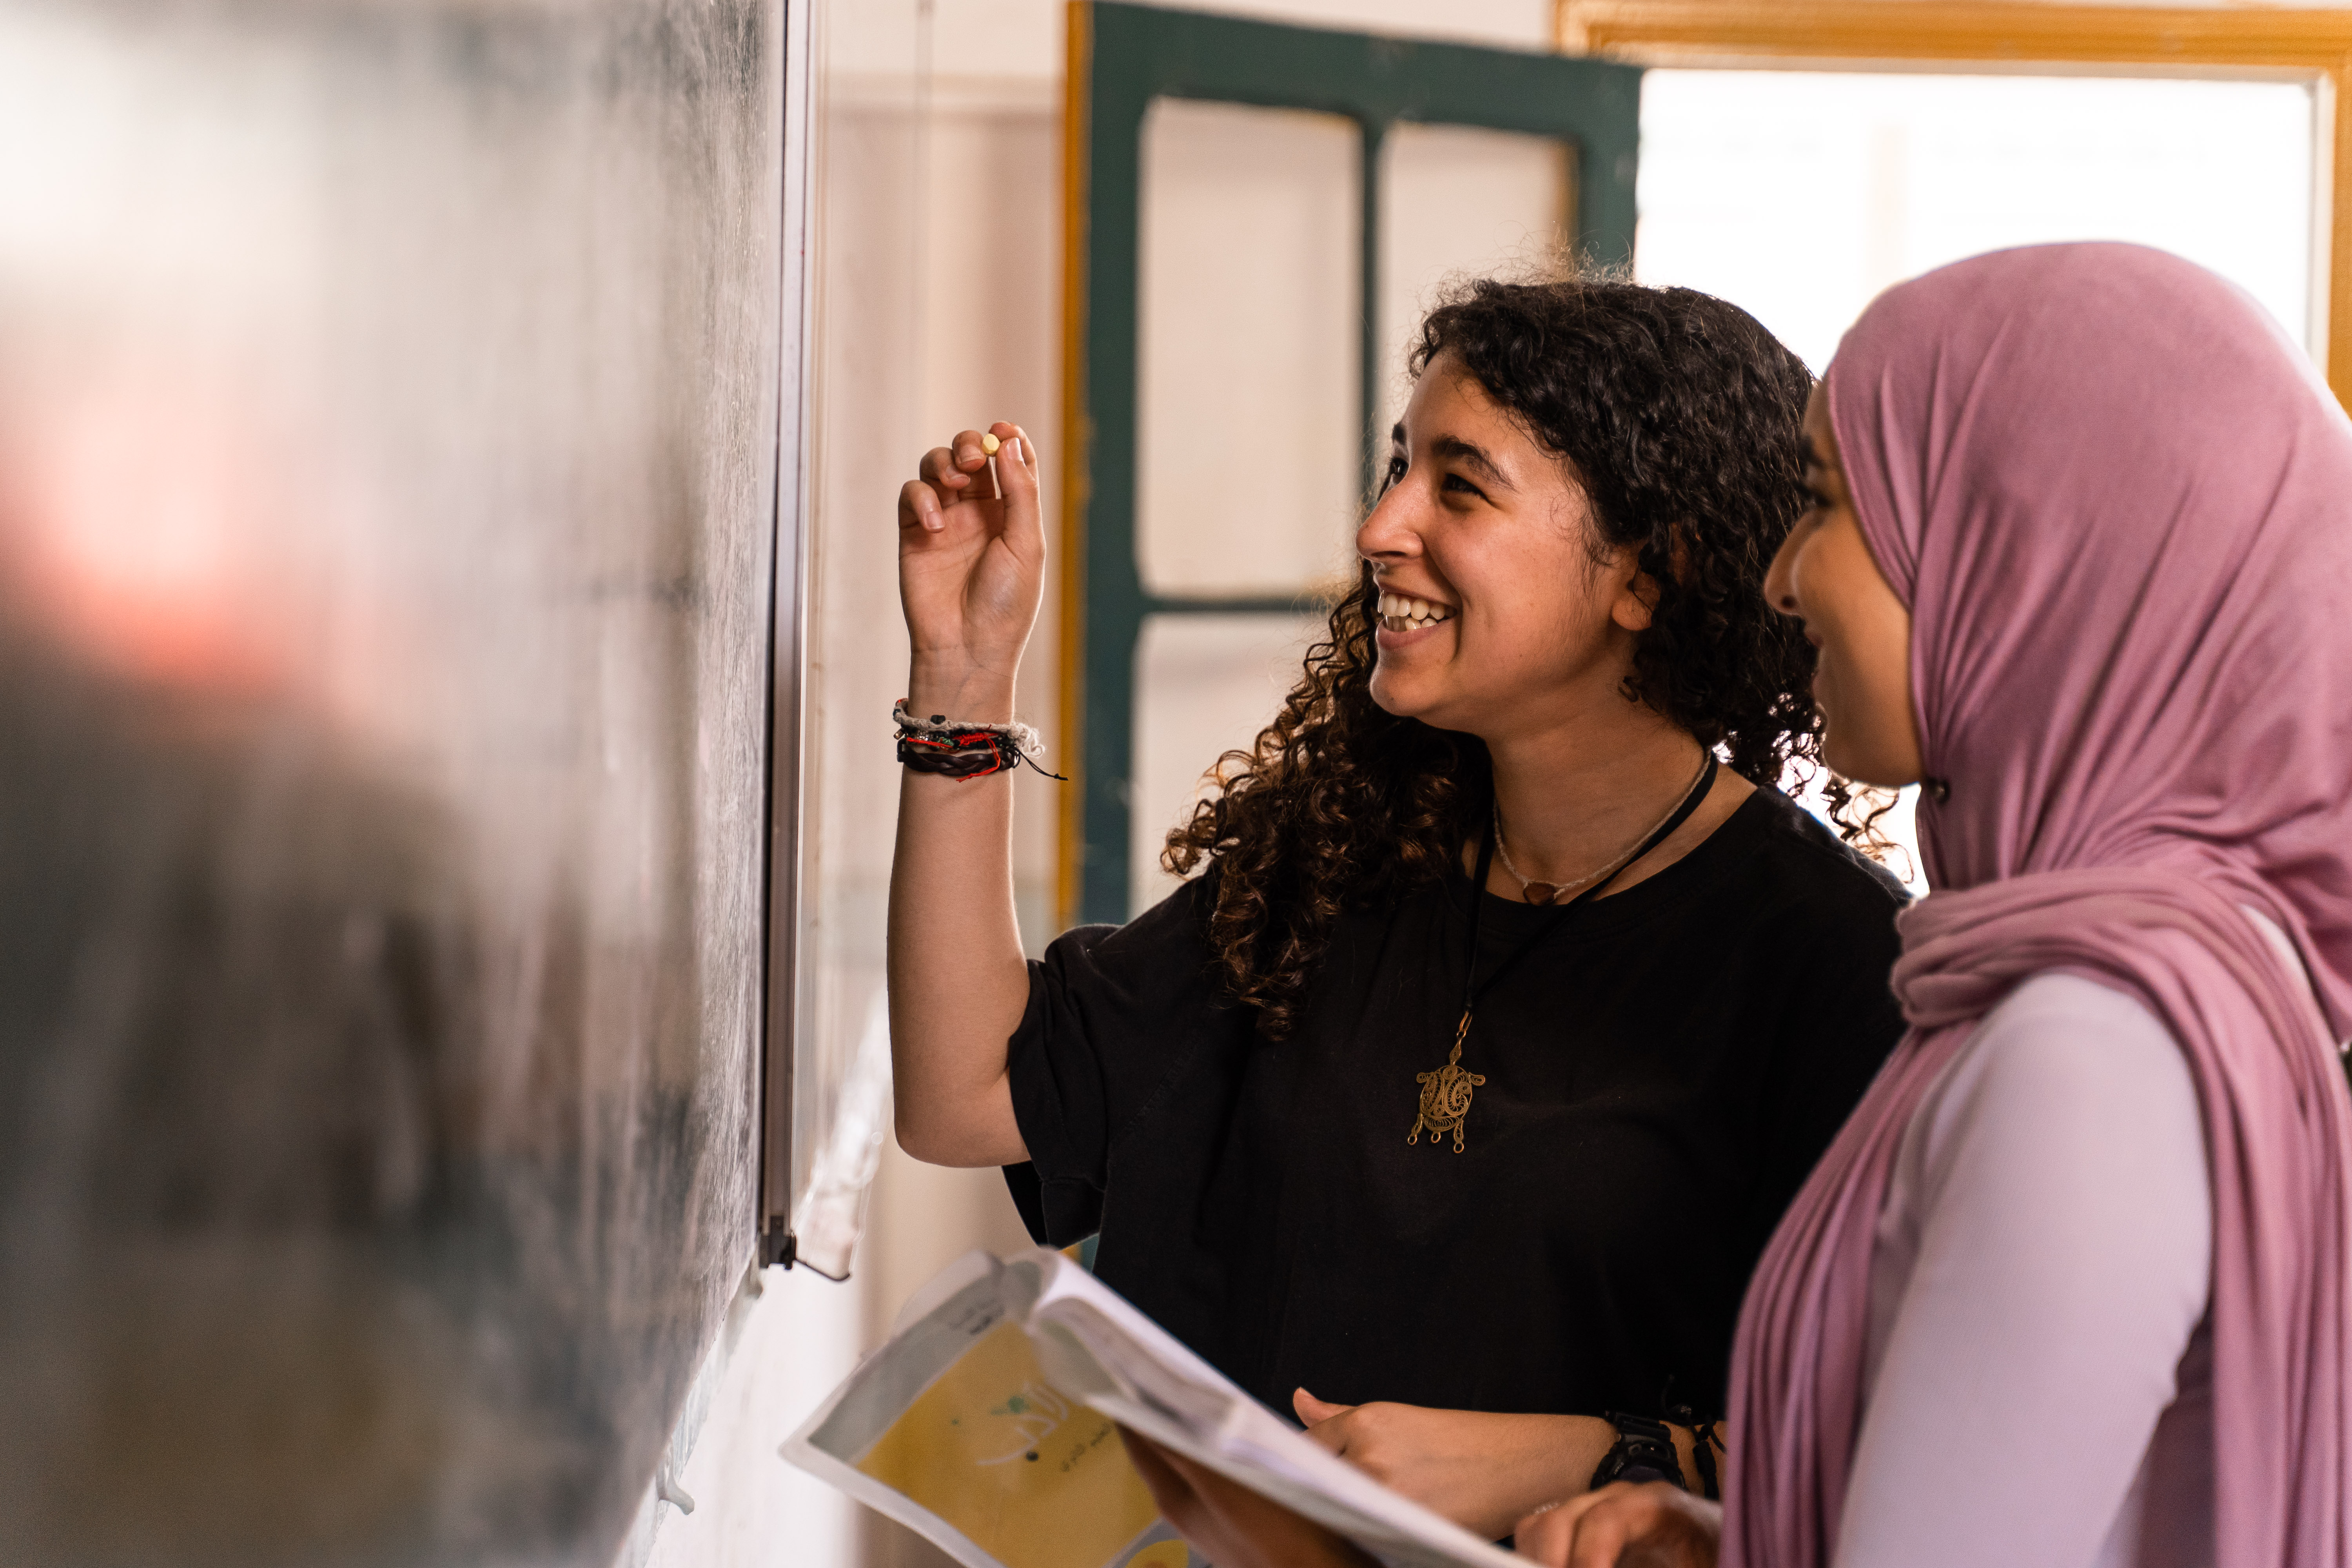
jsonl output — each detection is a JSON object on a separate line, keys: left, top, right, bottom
{"left": 1722, "top": 243, "right": 2352, "bottom": 1568}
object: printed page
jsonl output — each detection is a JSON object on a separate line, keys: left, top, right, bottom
{"left": 781, "top": 1252, "right": 1206, "bottom": 1568}
{"left": 786, "top": 1247, "right": 1519, "bottom": 1568}
{"left": 1024, "top": 1261, "right": 1521, "bottom": 1568}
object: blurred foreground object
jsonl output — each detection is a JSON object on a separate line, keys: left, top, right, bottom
{"left": 0, "top": 0, "right": 790, "bottom": 1563}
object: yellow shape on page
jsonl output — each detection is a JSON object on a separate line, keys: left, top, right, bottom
{"left": 854, "top": 1320, "right": 1161, "bottom": 1568}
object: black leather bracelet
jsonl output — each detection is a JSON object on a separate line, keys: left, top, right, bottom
{"left": 897, "top": 731, "right": 1027, "bottom": 780}
{"left": 1663, "top": 1396, "right": 1723, "bottom": 1501}
{"left": 1684, "top": 1418, "right": 1720, "bottom": 1501}
{"left": 1590, "top": 1411, "right": 1686, "bottom": 1492}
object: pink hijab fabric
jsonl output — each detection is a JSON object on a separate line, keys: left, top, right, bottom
{"left": 1723, "top": 243, "right": 2352, "bottom": 1568}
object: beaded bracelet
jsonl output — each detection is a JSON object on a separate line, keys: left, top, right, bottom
{"left": 893, "top": 699, "right": 1067, "bottom": 782}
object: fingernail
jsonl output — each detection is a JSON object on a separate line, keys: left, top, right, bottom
{"left": 1009, "top": 437, "right": 1024, "bottom": 465}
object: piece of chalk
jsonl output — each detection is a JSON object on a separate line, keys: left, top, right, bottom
{"left": 980, "top": 432, "right": 1001, "bottom": 456}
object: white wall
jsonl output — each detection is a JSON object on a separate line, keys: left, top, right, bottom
{"left": 630, "top": 1265, "right": 865, "bottom": 1568}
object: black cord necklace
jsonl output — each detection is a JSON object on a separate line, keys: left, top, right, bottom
{"left": 1405, "top": 751, "right": 1721, "bottom": 1154}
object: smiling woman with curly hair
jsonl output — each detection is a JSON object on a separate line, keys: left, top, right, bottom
{"left": 1165, "top": 279, "right": 1877, "bottom": 1042}
{"left": 886, "top": 273, "right": 1907, "bottom": 1541}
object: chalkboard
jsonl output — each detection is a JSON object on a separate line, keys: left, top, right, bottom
{"left": 0, "top": 1, "right": 795, "bottom": 1563}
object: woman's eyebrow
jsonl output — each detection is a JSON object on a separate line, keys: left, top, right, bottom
{"left": 1430, "top": 434, "right": 1514, "bottom": 490}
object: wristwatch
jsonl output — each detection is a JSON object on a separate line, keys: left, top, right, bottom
{"left": 1589, "top": 1411, "right": 1686, "bottom": 1490}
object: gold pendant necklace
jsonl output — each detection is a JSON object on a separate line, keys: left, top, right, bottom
{"left": 1407, "top": 752, "right": 1719, "bottom": 1155}
{"left": 1408, "top": 1009, "right": 1486, "bottom": 1153}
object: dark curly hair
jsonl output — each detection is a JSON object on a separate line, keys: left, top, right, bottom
{"left": 1161, "top": 274, "right": 1877, "bottom": 1041}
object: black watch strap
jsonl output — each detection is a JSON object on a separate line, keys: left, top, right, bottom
{"left": 1589, "top": 1411, "right": 1686, "bottom": 1491}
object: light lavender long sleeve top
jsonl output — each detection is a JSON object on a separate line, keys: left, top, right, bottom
{"left": 1836, "top": 970, "right": 2216, "bottom": 1568}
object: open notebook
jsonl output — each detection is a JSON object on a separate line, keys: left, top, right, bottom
{"left": 782, "top": 1247, "right": 1521, "bottom": 1568}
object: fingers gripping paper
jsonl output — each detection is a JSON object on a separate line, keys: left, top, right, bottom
{"left": 781, "top": 1249, "right": 1520, "bottom": 1568}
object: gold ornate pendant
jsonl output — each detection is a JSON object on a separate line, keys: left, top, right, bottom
{"left": 1407, "top": 1010, "right": 1487, "bottom": 1154}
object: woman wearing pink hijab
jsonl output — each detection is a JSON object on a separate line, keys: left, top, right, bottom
{"left": 1521, "top": 241, "right": 2352, "bottom": 1565}
{"left": 1129, "top": 241, "right": 2352, "bottom": 1566}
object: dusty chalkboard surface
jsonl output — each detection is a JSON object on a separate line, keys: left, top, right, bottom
{"left": 0, "top": 1, "right": 785, "bottom": 1563}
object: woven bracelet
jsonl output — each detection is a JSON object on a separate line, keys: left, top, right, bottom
{"left": 893, "top": 700, "right": 1067, "bottom": 782}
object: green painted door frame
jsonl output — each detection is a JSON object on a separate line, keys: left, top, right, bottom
{"left": 1061, "top": 1, "right": 1643, "bottom": 926}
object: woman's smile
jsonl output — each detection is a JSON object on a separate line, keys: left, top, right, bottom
{"left": 1374, "top": 588, "right": 1457, "bottom": 650}
{"left": 1375, "top": 590, "right": 1455, "bottom": 634}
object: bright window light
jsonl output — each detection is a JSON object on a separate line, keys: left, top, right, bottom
{"left": 1635, "top": 70, "right": 2319, "bottom": 374}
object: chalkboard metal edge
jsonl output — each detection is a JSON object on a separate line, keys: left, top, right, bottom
{"left": 757, "top": 0, "right": 818, "bottom": 1274}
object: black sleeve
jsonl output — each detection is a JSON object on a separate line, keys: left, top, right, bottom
{"left": 1748, "top": 853, "right": 1909, "bottom": 1234}
{"left": 1000, "top": 875, "right": 1242, "bottom": 1245}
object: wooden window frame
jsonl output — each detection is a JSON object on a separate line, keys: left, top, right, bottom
{"left": 1557, "top": 1, "right": 2350, "bottom": 405}
{"left": 1060, "top": 0, "right": 1643, "bottom": 926}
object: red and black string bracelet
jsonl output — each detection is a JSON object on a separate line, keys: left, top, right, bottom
{"left": 893, "top": 699, "right": 1068, "bottom": 782}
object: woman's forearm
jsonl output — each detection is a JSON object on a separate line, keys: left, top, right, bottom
{"left": 887, "top": 425, "right": 1045, "bottom": 1168}
{"left": 1295, "top": 1392, "right": 1727, "bottom": 1540}
{"left": 886, "top": 657, "right": 1034, "bottom": 1167}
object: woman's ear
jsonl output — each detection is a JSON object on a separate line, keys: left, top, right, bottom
{"left": 1612, "top": 564, "right": 1659, "bottom": 633}
{"left": 1611, "top": 530, "right": 1684, "bottom": 634}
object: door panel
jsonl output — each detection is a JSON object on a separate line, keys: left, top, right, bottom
{"left": 1138, "top": 100, "right": 1364, "bottom": 602}
{"left": 1377, "top": 123, "right": 1575, "bottom": 441}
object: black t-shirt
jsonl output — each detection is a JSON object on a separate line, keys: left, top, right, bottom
{"left": 1003, "top": 786, "right": 1906, "bottom": 1421}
